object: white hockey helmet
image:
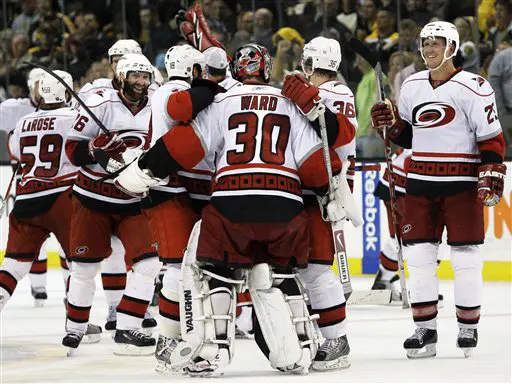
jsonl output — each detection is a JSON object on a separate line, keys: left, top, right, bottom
{"left": 165, "top": 45, "right": 206, "bottom": 79}
{"left": 419, "top": 21, "right": 460, "bottom": 69}
{"left": 38, "top": 70, "right": 73, "bottom": 104}
{"left": 301, "top": 37, "right": 342, "bottom": 76}
{"left": 27, "top": 68, "right": 46, "bottom": 91}
{"left": 108, "top": 39, "right": 142, "bottom": 62}
{"left": 116, "top": 53, "right": 154, "bottom": 82}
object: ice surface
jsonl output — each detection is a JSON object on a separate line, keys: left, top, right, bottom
{"left": 1, "top": 271, "right": 510, "bottom": 383}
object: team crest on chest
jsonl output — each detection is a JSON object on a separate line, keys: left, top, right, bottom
{"left": 412, "top": 102, "right": 456, "bottom": 128}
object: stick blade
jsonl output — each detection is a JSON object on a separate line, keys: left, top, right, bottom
{"left": 348, "top": 37, "right": 377, "bottom": 68}
{"left": 346, "top": 290, "right": 392, "bottom": 306}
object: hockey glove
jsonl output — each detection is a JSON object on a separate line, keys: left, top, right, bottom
{"left": 114, "top": 155, "right": 166, "bottom": 198}
{"left": 88, "top": 133, "right": 126, "bottom": 159}
{"left": 371, "top": 98, "right": 405, "bottom": 140}
{"left": 175, "top": 4, "right": 226, "bottom": 52}
{"left": 477, "top": 163, "right": 507, "bottom": 206}
{"left": 281, "top": 73, "right": 323, "bottom": 121}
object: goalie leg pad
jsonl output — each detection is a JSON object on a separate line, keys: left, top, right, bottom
{"left": 169, "top": 221, "right": 243, "bottom": 372}
{"left": 249, "top": 263, "right": 320, "bottom": 373}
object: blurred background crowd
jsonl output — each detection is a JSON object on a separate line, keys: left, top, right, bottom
{"left": 1, "top": 0, "right": 511, "bottom": 161}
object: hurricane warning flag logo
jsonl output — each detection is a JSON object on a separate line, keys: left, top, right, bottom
{"left": 412, "top": 102, "right": 456, "bottom": 128}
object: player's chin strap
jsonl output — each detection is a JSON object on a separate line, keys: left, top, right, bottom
{"left": 249, "top": 263, "right": 322, "bottom": 374}
{"left": 169, "top": 220, "right": 245, "bottom": 375}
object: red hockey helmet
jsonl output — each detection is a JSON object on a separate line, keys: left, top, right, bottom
{"left": 230, "top": 44, "right": 272, "bottom": 83}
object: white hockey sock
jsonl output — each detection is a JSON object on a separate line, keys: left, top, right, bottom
{"left": 117, "top": 257, "right": 161, "bottom": 331}
{"left": 66, "top": 262, "right": 100, "bottom": 333}
{"left": 0, "top": 258, "right": 33, "bottom": 310}
{"left": 158, "top": 265, "right": 181, "bottom": 338}
{"left": 299, "top": 264, "right": 346, "bottom": 339}
{"left": 100, "top": 242, "right": 127, "bottom": 307}
{"left": 29, "top": 241, "right": 48, "bottom": 289}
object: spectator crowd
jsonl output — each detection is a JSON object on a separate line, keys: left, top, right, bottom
{"left": 1, "top": 0, "right": 511, "bottom": 158}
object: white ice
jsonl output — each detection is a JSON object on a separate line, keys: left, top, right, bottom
{"left": 1, "top": 271, "right": 510, "bottom": 383}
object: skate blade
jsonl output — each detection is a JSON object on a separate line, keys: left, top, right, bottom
{"left": 66, "top": 347, "right": 78, "bottom": 357}
{"left": 406, "top": 344, "right": 436, "bottom": 359}
{"left": 34, "top": 299, "right": 46, "bottom": 308}
{"left": 312, "top": 356, "right": 350, "bottom": 371}
{"left": 113, "top": 344, "right": 155, "bottom": 356}
{"left": 82, "top": 334, "right": 102, "bottom": 344}
{"left": 187, "top": 369, "right": 225, "bottom": 378}
{"left": 459, "top": 347, "right": 474, "bottom": 358}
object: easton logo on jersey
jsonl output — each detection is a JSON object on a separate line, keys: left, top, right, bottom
{"left": 412, "top": 102, "right": 456, "bottom": 128}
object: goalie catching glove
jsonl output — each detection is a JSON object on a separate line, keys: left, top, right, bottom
{"left": 477, "top": 163, "right": 507, "bottom": 206}
{"left": 174, "top": 3, "right": 226, "bottom": 52}
{"left": 281, "top": 72, "right": 324, "bottom": 121}
{"left": 114, "top": 155, "right": 166, "bottom": 198}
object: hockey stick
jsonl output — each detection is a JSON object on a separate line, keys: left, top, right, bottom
{"left": 0, "top": 163, "right": 19, "bottom": 217}
{"left": 348, "top": 37, "right": 409, "bottom": 309}
{"left": 317, "top": 109, "right": 353, "bottom": 300}
{"left": 23, "top": 62, "right": 111, "bottom": 137}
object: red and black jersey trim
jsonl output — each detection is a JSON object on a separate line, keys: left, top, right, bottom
{"left": 12, "top": 188, "right": 71, "bottom": 219}
{"left": 214, "top": 173, "right": 302, "bottom": 197}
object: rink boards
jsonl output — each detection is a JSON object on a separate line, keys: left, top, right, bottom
{"left": 1, "top": 162, "right": 511, "bottom": 281}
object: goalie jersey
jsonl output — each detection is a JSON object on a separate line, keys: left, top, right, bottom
{"left": 398, "top": 69, "right": 503, "bottom": 196}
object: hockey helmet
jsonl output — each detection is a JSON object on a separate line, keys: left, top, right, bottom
{"left": 419, "top": 21, "right": 460, "bottom": 69}
{"left": 301, "top": 37, "right": 342, "bottom": 76}
{"left": 38, "top": 70, "right": 73, "bottom": 104}
{"left": 116, "top": 53, "right": 154, "bottom": 83}
{"left": 230, "top": 44, "right": 272, "bottom": 83}
{"left": 165, "top": 45, "right": 206, "bottom": 80}
{"left": 27, "top": 68, "right": 46, "bottom": 91}
{"left": 108, "top": 39, "right": 142, "bottom": 62}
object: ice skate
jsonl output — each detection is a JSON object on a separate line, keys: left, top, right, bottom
{"left": 404, "top": 328, "right": 437, "bottom": 359}
{"left": 105, "top": 305, "right": 117, "bottom": 332}
{"left": 114, "top": 329, "right": 156, "bottom": 356}
{"left": 62, "top": 331, "right": 84, "bottom": 357}
{"left": 82, "top": 323, "right": 102, "bottom": 344}
{"left": 457, "top": 328, "right": 478, "bottom": 358}
{"left": 31, "top": 286, "right": 47, "bottom": 307}
{"left": 155, "top": 335, "right": 184, "bottom": 374}
{"left": 312, "top": 335, "right": 350, "bottom": 371}
{"left": 142, "top": 308, "right": 157, "bottom": 336}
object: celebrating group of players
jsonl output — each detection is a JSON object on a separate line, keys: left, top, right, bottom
{"left": 0, "top": 3, "right": 507, "bottom": 376}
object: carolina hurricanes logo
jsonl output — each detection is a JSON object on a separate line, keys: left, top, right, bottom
{"left": 412, "top": 102, "right": 456, "bottom": 128}
{"left": 114, "top": 130, "right": 147, "bottom": 150}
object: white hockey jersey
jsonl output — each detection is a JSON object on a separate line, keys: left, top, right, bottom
{"left": 68, "top": 89, "right": 152, "bottom": 214}
{"left": 76, "top": 78, "right": 159, "bottom": 109}
{"left": 0, "top": 98, "right": 37, "bottom": 133}
{"left": 8, "top": 107, "right": 78, "bottom": 217}
{"left": 188, "top": 83, "right": 337, "bottom": 223}
{"left": 399, "top": 69, "right": 503, "bottom": 195}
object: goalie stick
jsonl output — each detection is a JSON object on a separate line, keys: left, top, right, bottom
{"left": 348, "top": 37, "right": 409, "bottom": 309}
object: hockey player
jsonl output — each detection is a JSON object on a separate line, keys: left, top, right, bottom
{"left": 371, "top": 21, "right": 507, "bottom": 358}
{"left": 77, "top": 39, "right": 157, "bottom": 333}
{"left": 0, "top": 67, "right": 68, "bottom": 307}
{"left": 113, "top": 43, "right": 346, "bottom": 376}
{"left": 63, "top": 53, "right": 161, "bottom": 356}
{"left": 0, "top": 71, "right": 101, "bottom": 343}
{"left": 280, "top": 37, "right": 359, "bottom": 370}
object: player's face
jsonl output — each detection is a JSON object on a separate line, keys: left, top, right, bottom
{"left": 122, "top": 72, "right": 151, "bottom": 101}
{"left": 421, "top": 37, "right": 447, "bottom": 69}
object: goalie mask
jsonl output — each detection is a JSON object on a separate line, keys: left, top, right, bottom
{"left": 301, "top": 37, "right": 342, "bottom": 77}
{"left": 38, "top": 70, "right": 73, "bottom": 105}
{"left": 418, "top": 21, "right": 459, "bottom": 71}
{"left": 230, "top": 44, "right": 272, "bottom": 83}
{"left": 116, "top": 53, "right": 154, "bottom": 101}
